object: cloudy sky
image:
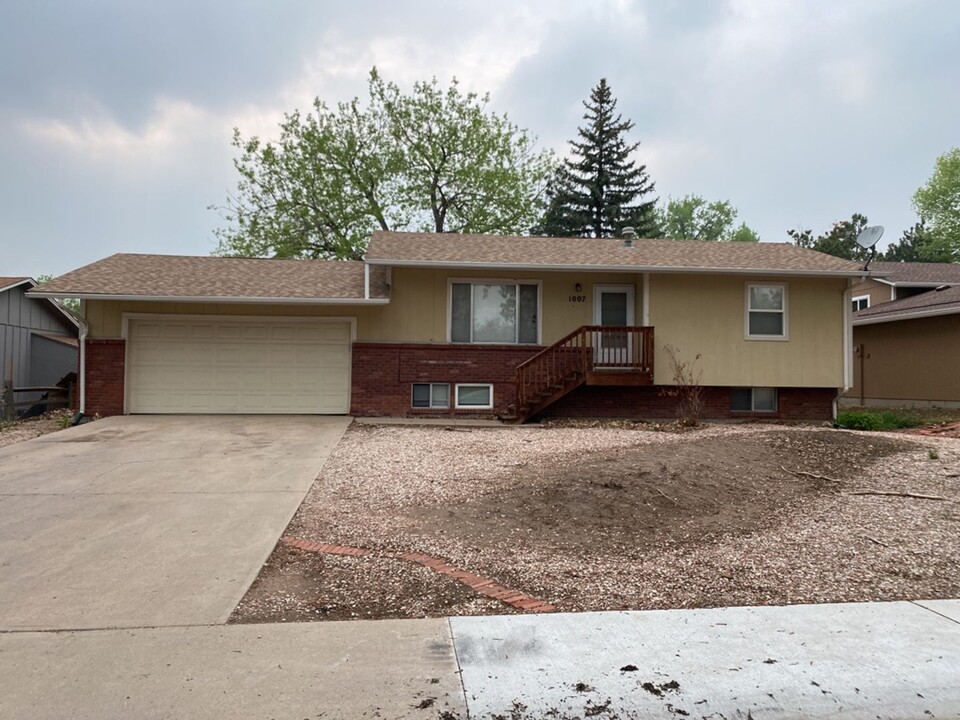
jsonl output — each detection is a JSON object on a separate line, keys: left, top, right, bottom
{"left": 3, "top": 0, "right": 958, "bottom": 276}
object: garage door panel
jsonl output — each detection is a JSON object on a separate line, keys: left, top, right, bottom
{"left": 127, "top": 317, "right": 352, "bottom": 414}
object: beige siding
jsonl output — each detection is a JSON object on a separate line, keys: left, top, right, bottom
{"left": 851, "top": 278, "right": 894, "bottom": 309}
{"left": 85, "top": 267, "right": 645, "bottom": 345}
{"left": 85, "top": 267, "right": 847, "bottom": 389}
{"left": 848, "top": 315, "right": 960, "bottom": 403}
{"left": 647, "top": 274, "right": 846, "bottom": 387}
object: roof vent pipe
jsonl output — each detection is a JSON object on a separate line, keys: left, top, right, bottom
{"left": 622, "top": 227, "right": 636, "bottom": 248}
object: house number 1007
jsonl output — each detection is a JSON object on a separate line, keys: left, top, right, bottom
{"left": 568, "top": 295, "right": 587, "bottom": 303}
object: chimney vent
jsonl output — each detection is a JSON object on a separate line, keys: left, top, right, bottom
{"left": 622, "top": 227, "right": 636, "bottom": 248}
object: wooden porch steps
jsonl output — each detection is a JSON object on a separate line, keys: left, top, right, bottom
{"left": 506, "top": 325, "right": 655, "bottom": 424}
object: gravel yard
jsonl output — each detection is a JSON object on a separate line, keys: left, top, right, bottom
{"left": 232, "top": 422, "right": 960, "bottom": 623}
{"left": 0, "top": 409, "right": 73, "bottom": 449}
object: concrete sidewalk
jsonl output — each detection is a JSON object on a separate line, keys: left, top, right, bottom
{"left": 1, "top": 600, "right": 957, "bottom": 719}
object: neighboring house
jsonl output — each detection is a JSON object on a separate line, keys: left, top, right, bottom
{"left": 849, "top": 261, "right": 960, "bottom": 312}
{"left": 29, "top": 231, "right": 870, "bottom": 422}
{"left": 1, "top": 277, "right": 79, "bottom": 406}
{"left": 846, "top": 282, "right": 960, "bottom": 408}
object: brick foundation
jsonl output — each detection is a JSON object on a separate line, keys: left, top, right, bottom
{"left": 540, "top": 386, "right": 836, "bottom": 421}
{"left": 351, "top": 343, "right": 837, "bottom": 421}
{"left": 82, "top": 338, "right": 836, "bottom": 421}
{"left": 85, "top": 339, "right": 125, "bottom": 417}
{"left": 351, "top": 342, "right": 539, "bottom": 417}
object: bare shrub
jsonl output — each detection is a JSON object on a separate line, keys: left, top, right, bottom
{"left": 660, "top": 344, "right": 705, "bottom": 425}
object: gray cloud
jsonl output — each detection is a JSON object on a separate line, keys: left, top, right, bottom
{"left": 2, "top": 0, "right": 959, "bottom": 276}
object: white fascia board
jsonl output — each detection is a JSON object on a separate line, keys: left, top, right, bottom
{"left": 853, "top": 305, "right": 960, "bottom": 325}
{"left": 887, "top": 281, "right": 960, "bottom": 288}
{"left": 0, "top": 278, "right": 35, "bottom": 294}
{"left": 26, "top": 292, "right": 390, "bottom": 305}
{"left": 365, "top": 259, "right": 875, "bottom": 278}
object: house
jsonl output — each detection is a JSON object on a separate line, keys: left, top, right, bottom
{"left": 849, "top": 261, "right": 960, "bottom": 312}
{"left": 28, "top": 231, "right": 871, "bottom": 422}
{"left": 846, "top": 276, "right": 960, "bottom": 408}
{"left": 1, "top": 277, "right": 79, "bottom": 411}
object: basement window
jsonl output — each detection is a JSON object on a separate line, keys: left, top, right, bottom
{"left": 731, "top": 387, "right": 777, "bottom": 413}
{"left": 412, "top": 383, "right": 450, "bottom": 409}
{"left": 455, "top": 384, "right": 493, "bottom": 409}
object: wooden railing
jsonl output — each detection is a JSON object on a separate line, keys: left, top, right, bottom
{"left": 1, "top": 384, "right": 73, "bottom": 421}
{"left": 515, "top": 325, "right": 654, "bottom": 414}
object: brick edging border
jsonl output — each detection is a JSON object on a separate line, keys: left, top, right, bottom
{"left": 281, "top": 535, "right": 556, "bottom": 613}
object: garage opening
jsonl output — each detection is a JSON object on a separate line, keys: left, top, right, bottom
{"left": 125, "top": 316, "right": 351, "bottom": 414}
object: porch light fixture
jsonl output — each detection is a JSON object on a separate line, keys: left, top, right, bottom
{"left": 575, "top": 283, "right": 583, "bottom": 293}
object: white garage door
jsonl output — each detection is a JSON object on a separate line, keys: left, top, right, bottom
{"left": 126, "top": 317, "right": 351, "bottom": 414}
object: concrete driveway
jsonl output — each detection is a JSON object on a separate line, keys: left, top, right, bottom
{"left": 0, "top": 415, "right": 349, "bottom": 631}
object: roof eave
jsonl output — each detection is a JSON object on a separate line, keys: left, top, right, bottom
{"left": 8, "top": 279, "right": 80, "bottom": 329}
{"left": 364, "top": 258, "right": 871, "bottom": 278}
{"left": 853, "top": 305, "right": 960, "bottom": 325}
{"left": 884, "top": 281, "right": 960, "bottom": 288}
{"left": 26, "top": 291, "right": 390, "bottom": 305}
{"left": 0, "top": 278, "right": 34, "bottom": 294}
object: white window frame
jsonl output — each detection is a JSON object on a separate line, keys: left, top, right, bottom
{"left": 744, "top": 282, "right": 788, "bottom": 341}
{"left": 455, "top": 383, "right": 494, "bottom": 409}
{"left": 447, "top": 278, "right": 542, "bottom": 345}
{"left": 411, "top": 382, "right": 450, "bottom": 409}
{"left": 731, "top": 387, "right": 778, "bottom": 413}
{"left": 851, "top": 295, "right": 870, "bottom": 312}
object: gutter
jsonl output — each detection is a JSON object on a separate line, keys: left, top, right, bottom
{"left": 27, "top": 292, "right": 390, "bottom": 305}
{"left": 364, "top": 258, "right": 879, "bottom": 279}
{"left": 853, "top": 304, "right": 960, "bottom": 326}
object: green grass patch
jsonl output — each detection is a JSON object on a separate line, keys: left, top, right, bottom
{"left": 836, "top": 410, "right": 924, "bottom": 431}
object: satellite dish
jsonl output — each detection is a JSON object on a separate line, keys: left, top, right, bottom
{"left": 856, "top": 225, "right": 884, "bottom": 250}
{"left": 857, "top": 225, "right": 884, "bottom": 272}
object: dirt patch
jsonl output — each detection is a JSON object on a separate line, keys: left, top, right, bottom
{"left": 233, "top": 542, "right": 509, "bottom": 623}
{"left": 0, "top": 409, "right": 73, "bottom": 449}
{"left": 413, "top": 430, "right": 901, "bottom": 555}
{"left": 232, "top": 423, "right": 959, "bottom": 623}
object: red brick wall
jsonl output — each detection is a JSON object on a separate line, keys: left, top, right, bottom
{"left": 81, "top": 337, "right": 836, "bottom": 421}
{"left": 351, "top": 343, "right": 837, "bottom": 421}
{"left": 351, "top": 342, "right": 541, "bottom": 417}
{"left": 541, "top": 386, "right": 836, "bottom": 421}
{"left": 85, "top": 339, "right": 125, "bottom": 417}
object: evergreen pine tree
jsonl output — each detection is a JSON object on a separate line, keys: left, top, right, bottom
{"left": 533, "top": 79, "right": 657, "bottom": 238}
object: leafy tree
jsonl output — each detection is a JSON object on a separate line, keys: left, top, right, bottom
{"left": 214, "top": 68, "right": 555, "bottom": 259}
{"left": 654, "top": 195, "right": 760, "bottom": 242}
{"left": 533, "top": 79, "right": 657, "bottom": 238}
{"left": 728, "top": 222, "right": 761, "bottom": 243}
{"left": 912, "top": 148, "right": 960, "bottom": 261}
{"left": 878, "top": 221, "right": 936, "bottom": 262}
{"left": 788, "top": 213, "right": 870, "bottom": 261}
{"left": 35, "top": 275, "right": 79, "bottom": 312}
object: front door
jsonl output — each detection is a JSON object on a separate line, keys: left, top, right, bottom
{"left": 593, "top": 285, "right": 635, "bottom": 366}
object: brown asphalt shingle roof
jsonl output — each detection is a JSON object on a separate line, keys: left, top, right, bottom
{"left": 31, "top": 254, "right": 388, "bottom": 301}
{"left": 364, "top": 231, "right": 867, "bottom": 275}
{"left": 855, "top": 284, "right": 960, "bottom": 322}
{"left": 868, "top": 261, "right": 960, "bottom": 285}
{"left": 0, "top": 276, "right": 32, "bottom": 291}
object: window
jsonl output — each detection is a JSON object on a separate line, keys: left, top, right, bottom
{"left": 852, "top": 295, "right": 870, "bottom": 312}
{"left": 450, "top": 281, "right": 539, "bottom": 344}
{"left": 746, "top": 283, "right": 787, "bottom": 339}
{"left": 731, "top": 387, "right": 777, "bottom": 412}
{"left": 455, "top": 384, "right": 493, "bottom": 409}
{"left": 412, "top": 383, "right": 449, "bottom": 409}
